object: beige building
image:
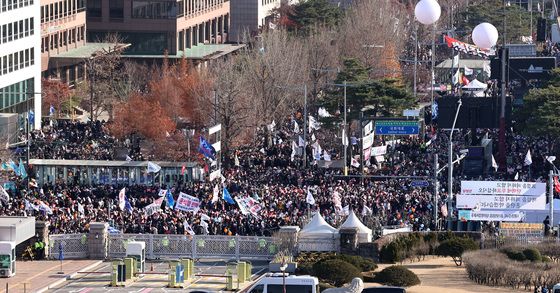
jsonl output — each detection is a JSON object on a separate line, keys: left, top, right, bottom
{"left": 40, "top": 0, "right": 88, "bottom": 83}
{"left": 86, "top": 0, "right": 241, "bottom": 60}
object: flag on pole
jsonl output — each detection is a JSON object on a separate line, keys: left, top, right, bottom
{"left": 18, "top": 159, "right": 27, "bottom": 179}
{"left": 0, "top": 185, "right": 9, "bottom": 204}
{"left": 461, "top": 75, "right": 470, "bottom": 85}
{"left": 452, "top": 54, "right": 459, "bottom": 67}
{"left": 546, "top": 156, "right": 556, "bottom": 164}
{"left": 291, "top": 141, "right": 297, "bottom": 161}
{"left": 524, "top": 150, "right": 532, "bottom": 166}
{"left": 554, "top": 176, "right": 560, "bottom": 193}
{"left": 234, "top": 153, "right": 240, "bottom": 166}
{"left": 147, "top": 162, "right": 161, "bottom": 173}
{"left": 184, "top": 221, "right": 195, "bottom": 235}
{"left": 212, "top": 184, "right": 220, "bottom": 203}
{"left": 165, "top": 190, "right": 175, "bottom": 208}
{"left": 222, "top": 187, "right": 235, "bottom": 204}
{"left": 491, "top": 155, "right": 498, "bottom": 171}
{"left": 306, "top": 188, "right": 316, "bottom": 205}
{"left": 199, "top": 136, "right": 216, "bottom": 160}
{"left": 200, "top": 220, "right": 209, "bottom": 234}
{"left": 118, "top": 188, "right": 126, "bottom": 210}
{"left": 362, "top": 205, "right": 373, "bottom": 216}
{"left": 464, "top": 66, "right": 474, "bottom": 75}
{"left": 126, "top": 155, "right": 132, "bottom": 162}
{"left": 514, "top": 172, "right": 519, "bottom": 180}
{"left": 298, "top": 136, "right": 305, "bottom": 147}
{"left": 49, "top": 105, "right": 55, "bottom": 116}
{"left": 293, "top": 120, "right": 299, "bottom": 133}
{"left": 452, "top": 68, "right": 460, "bottom": 85}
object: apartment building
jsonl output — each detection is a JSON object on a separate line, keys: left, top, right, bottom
{"left": 0, "top": 0, "right": 42, "bottom": 129}
{"left": 40, "top": 0, "right": 87, "bottom": 83}
{"left": 229, "top": 0, "right": 282, "bottom": 42}
{"left": 86, "top": 0, "right": 239, "bottom": 60}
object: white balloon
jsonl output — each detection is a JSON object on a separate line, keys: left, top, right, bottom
{"left": 415, "top": 0, "right": 441, "bottom": 25}
{"left": 472, "top": 22, "right": 499, "bottom": 49}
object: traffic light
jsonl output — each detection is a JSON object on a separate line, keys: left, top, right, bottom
{"left": 537, "top": 18, "right": 547, "bottom": 42}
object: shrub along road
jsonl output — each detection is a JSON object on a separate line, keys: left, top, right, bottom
{"left": 369, "top": 257, "right": 525, "bottom": 293}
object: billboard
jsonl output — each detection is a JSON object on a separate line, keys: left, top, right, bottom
{"left": 459, "top": 210, "right": 526, "bottom": 222}
{"left": 435, "top": 97, "right": 512, "bottom": 129}
{"left": 460, "top": 181, "right": 546, "bottom": 196}
{"left": 491, "top": 56, "right": 556, "bottom": 81}
{"left": 456, "top": 194, "right": 546, "bottom": 210}
{"left": 458, "top": 181, "right": 547, "bottom": 222}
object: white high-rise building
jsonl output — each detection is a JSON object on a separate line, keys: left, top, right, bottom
{"left": 0, "top": 0, "right": 42, "bottom": 130}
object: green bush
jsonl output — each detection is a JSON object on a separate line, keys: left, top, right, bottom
{"left": 380, "top": 241, "right": 404, "bottom": 263}
{"left": 373, "top": 265, "right": 421, "bottom": 287}
{"left": 327, "top": 255, "right": 377, "bottom": 272}
{"left": 312, "top": 259, "right": 361, "bottom": 287}
{"left": 542, "top": 256, "right": 552, "bottom": 263}
{"left": 506, "top": 250, "right": 527, "bottom": 262}
{"left": 295, "top": 262, "right": 313, "bottom": 275}
{"left": 522, "top": 248, "right": 542, "bottom": 262}
{"left": 436, "top": 238, "right": 478, "bottom": 266}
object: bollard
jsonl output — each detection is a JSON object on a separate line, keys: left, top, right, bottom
{"left": 180, "top": 258, "right": 193, "bottom": 281}
{"left": 124, "top": 257, "right": 136, "bottom": 282}
{"left": 245, "top": 262, "right": 252, "bottom": 282}
{"left": 225, "top": 270, "right": 233, "bottom": 291}
{"left": 111, "top": 259, "right": 125, "bottom": 287}
{"left": 237, "top": 261, "right": 246, "bottom": 285}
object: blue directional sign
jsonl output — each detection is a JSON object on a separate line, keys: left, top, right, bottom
{"left": 411, "top": 180, "right": 430, "bottom": 187}
{"left": 375, "top": 120, "right": 419, "bottom": 135}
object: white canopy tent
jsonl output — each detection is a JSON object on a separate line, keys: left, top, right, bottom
{"left": 339, "top": 210, "right": 373, "bottom": 243}
{"left": 300, "top": 212, "right": 338, "bottom": 237}
{"left": 462, "top": 79, "right": 486, "bottom": 97}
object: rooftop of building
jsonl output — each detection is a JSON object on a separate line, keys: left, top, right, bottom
{"left": 124, "top": 43, "right": 246, "bottom": 60}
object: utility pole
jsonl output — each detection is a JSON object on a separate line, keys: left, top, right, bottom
{"left": 343, "top": 81, "right": 347, "bottom": 176}
{"left": 303, "top": 84, "right": 307, "bottom": 168}
{"left": 549, "top": 170, "right": 554, "bottom": 232}
{"left": 414, "top": 26, "right": 418, "bottom": 98}
{"left": 360, "top": 111, "right": 364, "bottom": 183}
{"left": 434, "top": 153, "right": 439, "bottom": 230}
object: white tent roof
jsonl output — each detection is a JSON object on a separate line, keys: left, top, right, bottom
{"left": 462, "top": 79, "right": 486, "bottom": 90}
{"left": 339, "top": 210, "right": 373, "bottom": 242}
{"left": 300, "top": 212, "right": 338, "bottom": 235}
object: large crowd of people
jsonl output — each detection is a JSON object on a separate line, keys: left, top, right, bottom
{"left": 0, "top": 113, "right": 554, "bottom": 237}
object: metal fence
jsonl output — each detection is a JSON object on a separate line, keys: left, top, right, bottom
{"left": 49, "top": 234, "right": 89, "bottom": 259}
{"left": 107, "top": 234, "right": 277, "bottom": 260}
{"left": 297, "top": 238, "right": 338, "bottom": 252}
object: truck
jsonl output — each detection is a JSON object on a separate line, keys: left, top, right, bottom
{"left": 0, "top": 242, "right": 15, "bottom": 277}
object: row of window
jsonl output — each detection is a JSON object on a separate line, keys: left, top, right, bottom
{"left": 0, "top": 17, "right": 34, "bottom": 45}
{"left": 0, "top": 78, "right": 34, "bottom": 111}
{"left": 86, "top": 0, "right": 227, "bottom": 20}
{"left": 41, "top": 25, "right": 84, "bottom": 53}
{"left": 0, "top": 47, "right": 35, "bottom": 76}
{"left": 0, "top": 0, "right": 34, "bottom": 14}
{"left": 41, "top": 0, "right": 86, "bottom": 23}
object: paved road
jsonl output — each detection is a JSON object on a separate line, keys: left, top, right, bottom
{"left": 46, "top": 260, "right": 268, "bottom": 293}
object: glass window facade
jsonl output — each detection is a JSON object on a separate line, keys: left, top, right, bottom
{"left": 109, "top": 0, "right": 124, "bottom": 19}
{"left": 0, "top": 78, "right": 34, "bottom": 111}
{"left": 132, "top": 0, "right": 178, "bottom": 19}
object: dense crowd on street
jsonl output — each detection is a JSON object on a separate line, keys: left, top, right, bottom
{"left": 0, "top": 113, "right": 554, "bottom": 237}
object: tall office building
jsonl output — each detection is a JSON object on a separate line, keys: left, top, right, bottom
{"left": 86, "top": 0, "right": 241, "bottom": 61}
{"left": 40, "top": 0, "right": 87, "bottom": 84}
{"left": 0, "top": 0, "right": 42, "bottom": 130}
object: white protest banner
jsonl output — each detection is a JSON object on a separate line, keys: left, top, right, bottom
{"left": 375, "top": 155, "right": 385, "bottom": 162}
{"left": 460, "top": 181, "right": 546, "bottom": 196}
{"left": 362, "top": 133, "right": 374, "bottom": 150}
{"left": 175, "top": 192, "right": 200, "bottom": 212}
{"left": 370, "top": 145, "right": 387, "bottom": 156}
{"left": 235, "top": 197, "right": 262, "bottom": 216}
{"left": 385, "top": 139, "right": 401, "bottom": 146}
{"left": 209, "top": 169, "right": 220, "bottom": 182}
{"left": 144, "top": 198, "right": 164, "bottom": 216}
{"left": 468, "top": 210, "right": 526, "bottom": 222}
{"left": 456, "top": 194, "right": 546, "bottom": 210}
{"left": 364, "top": 148, "right": 371, "bottom": 161}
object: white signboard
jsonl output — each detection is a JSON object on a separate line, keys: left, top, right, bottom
{"left": 456, "top": 194, "right": 546, "bottom": 210}
{"left": 403, "top": 109, "right": 420, "bottom": 117}
{"left": 460, "top": 181, "right": 546, "bottom": 196}
{"left": 468, "top": 210, "right": 526, "bottom": 222}
{"left": 362, "top": 133, "right": 374, "bottom": 150}
{"left": 363, "top": 121, "right": 373, "bottom": 136}
{"left": 370, "top": 145, "right": 387, "bottom": 156}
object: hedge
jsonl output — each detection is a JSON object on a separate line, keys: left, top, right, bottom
{"left": 373, "top": 265, "right": 421, "bottom": 287}
{"left": 312, "top": 259, "right": 362, "bottom": 287}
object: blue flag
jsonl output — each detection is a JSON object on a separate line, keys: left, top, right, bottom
{"left": 199, "top": 136, "right": 216, "bottom": 160}
{"left": 49, "top": 105, "right": 55, "bottom": 116}
{"left": 9, "top": 160, "right": 20, "bottom": 176}
{"left": 58, "top": 242, "right": 64, "bottom": 260}
{"left": 431, "top": 102, "right": 439, "bottom": 120}
{"left": 222, "top": 188, "right": 235, "bottom": 204}
{"left": 28, "top": 110, "right": 34, "bottom": 125}
{"left": 19, "top": 159, "right": 27, "bottom": 179}
{"left": 124, "top": 195, "right": 133, "bottom": 213}
{"left": 165, "top": 190, "right": 175, "bottom": 208}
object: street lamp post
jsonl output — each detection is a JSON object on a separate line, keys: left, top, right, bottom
{"left": 414, "top": 0, "right": 441, "bottom": 113}
{"left": 447, "top": 98, "right": 462, "bottom": 230}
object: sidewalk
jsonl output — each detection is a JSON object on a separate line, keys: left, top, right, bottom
{"left": 1, "top": 260, "right": 101, "bottom": 293}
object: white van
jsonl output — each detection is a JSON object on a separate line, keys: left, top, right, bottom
{"left": 246, "top": 273, "right": 319, "bottom": 293}
{"left": 553, "top": 283, "right": 560, "bottom": 293}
